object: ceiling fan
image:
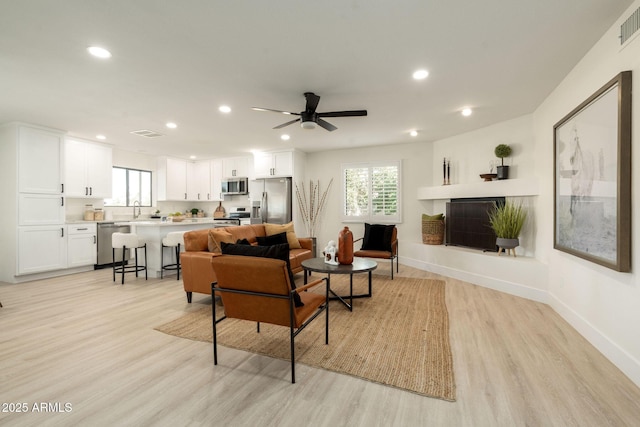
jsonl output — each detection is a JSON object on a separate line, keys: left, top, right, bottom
{"left": 252, "top": 92, "right": 367, "bottom": 132}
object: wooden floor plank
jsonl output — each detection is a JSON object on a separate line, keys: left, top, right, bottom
{"left": 1, "top": 265, "right": 639, "bottom": 426}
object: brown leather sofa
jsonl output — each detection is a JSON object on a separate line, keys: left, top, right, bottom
{"left": 181, "top": 224, "right": 314, "bottom": 303}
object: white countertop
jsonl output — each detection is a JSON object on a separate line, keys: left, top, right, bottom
{"left": 66, "top": 218, "right": 234, "bottom": 226}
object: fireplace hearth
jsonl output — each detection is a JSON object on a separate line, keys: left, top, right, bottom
{"left": 445, "top": 197, "right": 505, "bottom": 252}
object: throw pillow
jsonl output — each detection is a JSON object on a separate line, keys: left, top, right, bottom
{"left": 264, "top": 222, "right": 302, "bottom": 249}
{"left": 236, "top": 238, "right": 251, "bottom": 245}
{"left": 256, "top": 231, "right": 288, "bottom": 246}
{"left": 220, "top": 242, "right": 303, "bottom": 307}
{"left": 361, "top": 223, "right": 395, "bottom": 252}
{"left": 207, "top": 229, "right": 235, "bottom": 253}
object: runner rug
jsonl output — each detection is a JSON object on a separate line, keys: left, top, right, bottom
{"left": 155, "top": 275, "right": 455, "bottom": 401}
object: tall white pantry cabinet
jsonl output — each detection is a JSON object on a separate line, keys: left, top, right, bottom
{"left": 0, "top": 123, "right": 66, "bottom": 282}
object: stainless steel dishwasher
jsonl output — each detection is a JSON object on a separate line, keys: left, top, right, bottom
{"left": 96, "top": 222, "right": 131, "bottom": 268}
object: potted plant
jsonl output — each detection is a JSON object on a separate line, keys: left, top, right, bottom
{"left": 494, "top": 144, "right": 512, "bottom": 180}
{"left": 488, "top": 200, "right": 526, "bottom": 256}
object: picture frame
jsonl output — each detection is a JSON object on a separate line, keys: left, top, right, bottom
{"left": 553, "top": 71, "right": 632, "bottom": 272}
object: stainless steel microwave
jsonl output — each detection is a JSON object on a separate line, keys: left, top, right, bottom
{"left": 221, "top": 177, "right": 248, "bottom": 195}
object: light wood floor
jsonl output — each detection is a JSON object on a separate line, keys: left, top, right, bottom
{"left": 1, "top": 263, "right": 639, "bottom": 427}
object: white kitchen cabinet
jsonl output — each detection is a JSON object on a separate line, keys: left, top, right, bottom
{"left": 187, "top": 161, "right": 212, "bottom": 201}
{"left": 157, "top": 157, "right": 188, "bottom": 201}
{"left": 254, "top": 150, "right": 293, "bottom": 178}
{"left": 0, "top": 123, "right": 67, "bottom": 282}
{"left": 63, "top": 138, "right": 112, "bottom": 198}
{"left": 18, "top": 194, "right": 65, "bottom": 225}
{"left": 18, "top": 126, "right": 63, "bottom": 194}
{"left": 158, "top": 157, "right": 215, "bottom": 201}
{"left": 210, "top": 159, "right": 223, "bottom": 201}
{"left": 222, "top": 156, "right": 250, "bottom": 178}
{"left": 17, "top": 225, "right": 67, "bottom": 275}
{"left": 67, "top": 224, "right": 97, "bottom": 267}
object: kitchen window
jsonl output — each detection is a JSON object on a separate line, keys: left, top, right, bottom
{"left": 104, "top": 167, "right": 152, "bottom": 207}
{"left": 342, "top": 160, "right": 401, "bottom": 223}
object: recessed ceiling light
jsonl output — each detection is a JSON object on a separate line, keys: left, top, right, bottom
{"left": 96, "top": 134, "right": 106, "bottom": 140}
{"left": 410, "top": 130, "right": 418, "bottom": 137}
{"left": 166, "top": 122, "right": 177, "bottom": 129}
{"left": 219, "top": 105, "right": 231, "bottom": 113}
{"left": 281, "top": 134, "right": 290, "bottom": 141}
{"left": 461, "top": 107, "right": 472, "bottom": 117}
{"left": 412, "top": 69, "right": 429, "bottom": 80}
{"left": 190, "top": 155, "right": 196, "bottom": 160}
{"left": 87, "top": 46, "right": 112, "bottom": 59}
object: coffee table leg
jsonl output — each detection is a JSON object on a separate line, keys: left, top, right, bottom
{"left": 304, "top": 269, "right": 308, "bottom": 285}
{"left": 368, "top": 270, "right": 372, "bottom": 297}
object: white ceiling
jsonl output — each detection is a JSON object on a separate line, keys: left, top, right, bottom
{"left": 0, "top": 0, "right": 633, "bottom": 160}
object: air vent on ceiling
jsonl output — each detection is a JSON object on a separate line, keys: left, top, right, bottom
{"left": 620, "top": 6, "right": 640, "bottom": 45}
{"left": 130, "top": 129, "right": 164, "bottom": 138}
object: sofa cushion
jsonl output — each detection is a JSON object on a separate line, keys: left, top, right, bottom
{"left": 208, "top": 229, "right": 235, "bottom": 252}
{"left": 221, "top": 242, "right": 303, "bottom": 307}
{"left": 226, "top": 225, "right": 259, "bottom": 244}
{"left": 361, "top": 223, "right": 395, "bottom": 252}
{"left": 264, "top": 222, "right": 301, "bottom": 249}
{"left": 256, "top": 231, "right": 288, "bottom": 246}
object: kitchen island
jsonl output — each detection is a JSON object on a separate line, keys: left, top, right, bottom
{"left": 117, "top": 218, "right": 228, "bottom": 278}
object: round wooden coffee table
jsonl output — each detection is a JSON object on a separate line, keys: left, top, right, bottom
{"left": 301, "top": 257, "right": 377, "bottom": 311}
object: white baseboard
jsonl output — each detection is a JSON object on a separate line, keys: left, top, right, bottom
{"left": 548, "top": 292, "right": 640, "bottom": 389}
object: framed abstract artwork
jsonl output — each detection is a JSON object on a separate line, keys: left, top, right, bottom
{"left": 553, "top": 71, "right": 632, "bottom": 272}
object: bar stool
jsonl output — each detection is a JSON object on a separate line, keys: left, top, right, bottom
{"left": 161, "top": 231, "right": 185, "bottom": 280}
{"left": 112, "top": 232, "right": 147, "bottom": 284}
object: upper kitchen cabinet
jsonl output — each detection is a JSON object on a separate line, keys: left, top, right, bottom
{"left": 158, "top": 157, "right": 215, "bottom": 201}
{"left": 222, "top": 156, "right": 250, "bottom": 178}
{"left": 18, "top": 126, "right": 64, "bottom": 194}
{"left": 64, "top": 138, "right": 112, "bottom": 198}
{"left": 254, "top": 150, "right": 294, "bottom": 178}
{"left": 187, "top": 160, "right": 212, "bottom": 201}
{"left": 210, "top": 159, "right": 223, "bottom": 201}
{"left": 157, "top": 157, "right": 188, "bottom": 201}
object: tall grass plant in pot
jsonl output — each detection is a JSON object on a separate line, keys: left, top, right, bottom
{"left": 488, "top": 200, "right": 527, "bottom": 256}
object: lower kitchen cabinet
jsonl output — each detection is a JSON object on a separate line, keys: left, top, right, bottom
{"left": 67, "top": 224, "right": 97, "bottom": 268}
{"left": 17, "top": 226, "right": 67, "bottom": 275}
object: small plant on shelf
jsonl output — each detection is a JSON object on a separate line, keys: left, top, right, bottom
{"left": 488, "top": 200, "right": 527, "bottom": 256}
{"left": 494, "top": 144, "right": 512, "bottom": 180}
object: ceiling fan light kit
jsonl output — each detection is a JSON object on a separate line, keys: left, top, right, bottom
{"left": 253, "top": 92, "right": 367, "bottom": 132}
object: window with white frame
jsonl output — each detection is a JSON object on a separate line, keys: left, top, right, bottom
{"left": 104, "top": 167, "right": 152, "bottom": 207}
{"left": 342, "top": 161, "right": 401, "bottom": 223}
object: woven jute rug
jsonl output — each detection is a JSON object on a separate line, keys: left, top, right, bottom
{"left": 156, "top": 275, "right": 455, "bottom": 401}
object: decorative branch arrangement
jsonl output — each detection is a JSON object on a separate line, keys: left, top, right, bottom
{"left": 295, "top": 178, "right": 333, "bottom": 237}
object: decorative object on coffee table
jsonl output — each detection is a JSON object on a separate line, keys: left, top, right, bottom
{"left": 494, "top": 144, "right": 512, "bottom": 180}
{"left": 338, "top": 226, "right": 353, "bottom": 265}
{"left": 323, "top": 240, "right": 339, "bottom": 265}
{"left": 488, "top": 200, "right": 527, "bottom": 257}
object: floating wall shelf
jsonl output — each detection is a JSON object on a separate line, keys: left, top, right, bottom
{"left": 417, "top": 178, "right": 539, "bottom": 200}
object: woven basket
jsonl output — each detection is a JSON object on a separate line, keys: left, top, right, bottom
{"left": 422, "top": 219, "right": 445, "bottom": 245}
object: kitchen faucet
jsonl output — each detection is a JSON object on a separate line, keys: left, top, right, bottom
{"left": 133, "top": 200, "right": 141, "bottom": 219}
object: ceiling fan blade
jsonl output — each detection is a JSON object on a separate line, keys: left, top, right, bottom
{"left": 317, "top": 118, "right": 337, "bottom": 132}
{"left": 273, "top": 118, "right": 301, "bottom": 129}
{"left": 317, "top": 110, "right": 368, "bottom": 117}
{"left": 304, "top": 92, "right": 320, "bottom": 112}
{"left": 252, "top": 107, "right": 299, "bottom": 115}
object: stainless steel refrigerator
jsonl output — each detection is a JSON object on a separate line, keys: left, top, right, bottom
{"left": 250, "top": 177, "right": 292, "bottom": 224}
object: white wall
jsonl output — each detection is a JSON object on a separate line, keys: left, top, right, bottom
{"left": 304, "top": 141, "right": 433, "bottom": 250}
{"left": 304, "top": 1, "right": 640, "bottom": 387}
{"left": 532, "top": 1, "right": 640, "bottom": 386}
